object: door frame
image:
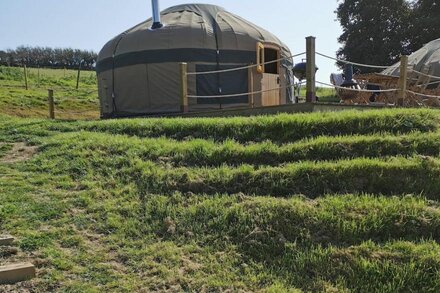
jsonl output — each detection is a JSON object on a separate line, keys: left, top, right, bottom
{"left": 251, "top": 42, "right": 282, "bottom": 106}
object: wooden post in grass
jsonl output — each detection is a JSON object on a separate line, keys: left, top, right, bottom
{"left": 23, "top": 65, "right": 28, "bottom": 90}
{"left": 306, "top": 36, "right": 316, "bottom": 103}
{"left": 76, "top": 61, "right": 82, "bottom": 90}
{"left": 48, "top": 89, "right": 55, "bottom": 119}
{"left": 37, "top": 66, "right": 40, "bottom": 87}
{"left": 180, "top": 62, "right": 189, "bottom": 113}
{"left": 397, "top": 55, "right": 409, "bottom": 106}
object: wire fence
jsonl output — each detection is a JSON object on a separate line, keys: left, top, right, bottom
{"left": 0, "top": 65, "right": 101, "bottom": 119}
{"left": 0, "top": 83, "right": 98, "bottom": 94}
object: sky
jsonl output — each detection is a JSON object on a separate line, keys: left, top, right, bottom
{"left": 0, "top": 0, "right": 343, "bottom": 83}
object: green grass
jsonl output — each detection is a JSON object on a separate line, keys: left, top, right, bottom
{"left": 2, "top": 92, "right": 440, "bottom": 290}
{"left": 0, "top": 66, "right": 99, "bottom": 119}
{"left": 23, "top": 130, "right": 440, "bottom": 167}
{"left": 299, "top": 86, "right": 340, "bottom": 103}
{"left": 0, "top": 142, "right": 12, "bottom": 157}
{"left": 28, "top": 108, "right": 440, "bottom": 143}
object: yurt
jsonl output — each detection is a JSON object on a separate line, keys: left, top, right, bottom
{"left": 96, "top": 2, "right": 294, "bottom": 118}
{"left": 382, "top": 38, "right": 440, "bottom": 89}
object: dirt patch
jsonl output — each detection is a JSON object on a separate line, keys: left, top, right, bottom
{"left": 0, "top": 142, "right": 37, "bottom": 164}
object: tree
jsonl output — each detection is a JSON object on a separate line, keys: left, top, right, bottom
{"left": 336, "top": 0, "right": 412, "bottom": 72}
{"left": 409, "top": 0, "right": 440, "bottom": 51}
{"left": 0, "top": 46, "right": 97, "bottom": 70}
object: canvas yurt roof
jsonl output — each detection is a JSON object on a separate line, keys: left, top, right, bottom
{"left": 382, "top": 38, "right": 440, "bottom": 83}
{"left": 97, "top": 3, "right": 292, "bottom": 74}
{"left": 96, "top": 3, "right": 293, "bottom": 117}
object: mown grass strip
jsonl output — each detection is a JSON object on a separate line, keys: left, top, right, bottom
{"left": 132, "top": 157, "right": 440, "bottom": 198}
{"left": 271, "top": 240, "right": 440, "bottom": 292}
{"left": 1, "top": 109, "right": 439, "bottom": 143}
{"left": 140, "top": 194, "right": 440, "bottom": 249}
{"left": 42, "top": 131, "right": 440, "bottom": 167}
{"left": 74, "top": 109, "right": 439, "bottom": 143}
{"left": 31, "top": 133, "right": 440, "bottom": 198}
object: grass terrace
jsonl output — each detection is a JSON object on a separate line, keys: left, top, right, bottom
{"left": 1, "top": 108, "right": 440, "bottom": 291}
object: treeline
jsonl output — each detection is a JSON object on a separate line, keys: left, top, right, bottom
{"left": 0, "top": 46, "right": 98, "bottom": 70}
{"left": 336, "top": 0, "right": 440, "bottom": 72}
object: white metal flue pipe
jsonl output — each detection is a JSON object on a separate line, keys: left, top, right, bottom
{"left": 151, "top": 0, "right": 163, "bottom": 29}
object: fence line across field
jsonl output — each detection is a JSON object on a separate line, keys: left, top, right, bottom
{"left": 0, "top": 83, "right": 98, "bottom": 95}
{"left": 186, "top": 52, "right": 306, "bottom": 76}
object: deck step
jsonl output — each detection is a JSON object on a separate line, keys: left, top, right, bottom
{"left": 0, "top": 263, "right": 36, "bottom": 284}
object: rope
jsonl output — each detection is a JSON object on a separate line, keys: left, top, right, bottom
{"left": 415, "top": 80, "right": 440, "bottom": 88}
{"left": 406, "top": 90, "right": 440, "bottom": 99}
{"left": 316, "top": 81, "right": 399, "bottom": 93}
{"left": 188, "top": 84, "right": 295, "bottom": 99}
{"left": 316, "top": 52, "right": 390, "bottom": 69}
{"left": 186, "top": 52, "right": 306, "bottom": 76}
{"left": 409, "top": 69, "right": 440, "bottom": 80}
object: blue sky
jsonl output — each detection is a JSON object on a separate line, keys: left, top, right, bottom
{"left": 0, "top": 0, "right": 342, "bottom": 82}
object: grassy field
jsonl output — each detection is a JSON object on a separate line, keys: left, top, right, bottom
{"left": 299, "top": 86, "right": 339, "bottom": 103}
{"left": 0, "top": 66, "right": 99, "bottom": 120}
{"left": 1, "top": 107, "right": 440, "bottom": 291}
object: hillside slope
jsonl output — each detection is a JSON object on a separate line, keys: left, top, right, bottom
{"left": 1, "top": 109, "right": 440, "bottom": 291}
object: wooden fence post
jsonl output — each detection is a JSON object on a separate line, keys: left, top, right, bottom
{"left": 23, "top": 65, "right": 28, "bottom": 90}
{"left": 180, "top": 62, "right": 188, "bottom": 113}
{"left": 76, "top": 61, "right": 82, "bottom": 90}
{"left": 48, "top": 89, "right": 55, "bottom": 119}
{"left": 397, "top": 55, "right": 409, "bottom": 106}
{"left": 306, "top": 36, "right": 316, "bottom": 103}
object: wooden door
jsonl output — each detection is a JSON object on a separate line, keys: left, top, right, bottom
{"left": 261, "top": 73, "right": 280, "bottom": 106}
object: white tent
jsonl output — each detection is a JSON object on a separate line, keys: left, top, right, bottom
{"left": 382, "top": 38, "right": 440, "bottom": 90}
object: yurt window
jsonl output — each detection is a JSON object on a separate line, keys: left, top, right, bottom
{"left": 264, "top": 48, "right": 279, "bottom": 74}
